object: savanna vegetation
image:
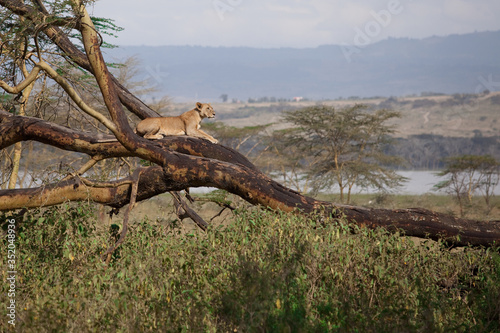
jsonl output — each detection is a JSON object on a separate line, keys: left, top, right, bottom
{"left": 1, "top": 1, "right": 500, "bottom": 331}
{"left": 1, "top": 202, "right": 499, "bottom": 332}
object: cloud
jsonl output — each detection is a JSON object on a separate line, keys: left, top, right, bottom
{"left": 91, "top": 0, "right": 500, "bottom": 47}
{"left": 443, "top": 0, "right": 500, "bottom": 31}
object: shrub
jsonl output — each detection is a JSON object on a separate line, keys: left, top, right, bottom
{"left": 1, "top": 204, "right": 499, "bottom": 332}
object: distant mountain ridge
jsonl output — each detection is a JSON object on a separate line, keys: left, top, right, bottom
{"left": 104, "top": 31, "right": 500, "bottom": 101}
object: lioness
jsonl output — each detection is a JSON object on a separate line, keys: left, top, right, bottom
{"left": 135, "top": 102, "right": 218, "bottom": 143}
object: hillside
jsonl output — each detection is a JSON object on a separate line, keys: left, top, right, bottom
{"left": 104, "top": 31, "right": 500, "bottom": 101}
{"left": 160, "top": 93, "right": 500, "bottom": 170}
{"left": 167, "top": 91, "right": 500, "bottom": 138}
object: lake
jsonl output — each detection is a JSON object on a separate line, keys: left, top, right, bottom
{"left": 192, "top": 170, "right": 500, "bottom": 196}
{"left": 324, "top": 170, "right": 500, "bottom": 196}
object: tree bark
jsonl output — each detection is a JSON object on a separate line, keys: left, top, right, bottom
{"left": 1, "top": 159, "right": 499, "bottom": 247}
{"left": 336, "top": 205, "right": 500, "bottom": 247}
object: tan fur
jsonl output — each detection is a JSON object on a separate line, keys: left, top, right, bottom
{"left": 135, "top": 102, "right": 218, "bottom": 143}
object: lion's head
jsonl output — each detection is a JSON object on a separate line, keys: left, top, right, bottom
{"left": 196, "top": 102, "right": 216, "bottom": 119}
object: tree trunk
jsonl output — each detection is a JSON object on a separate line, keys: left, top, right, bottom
{"left": 1, "top": 160, "right": 499, "bottom": 247}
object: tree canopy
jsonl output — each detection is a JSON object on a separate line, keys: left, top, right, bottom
{"left": 435, "top": 155, "right": 500, "bottom": 216}
{"left": 272, "top": 104, "right": 406, "bottom": 202}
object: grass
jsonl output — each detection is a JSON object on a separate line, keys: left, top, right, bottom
{"left": 1, "top": 201, "right": 500, "bottom": 332}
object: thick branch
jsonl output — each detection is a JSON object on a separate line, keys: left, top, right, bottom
{"left": 0, "top": 110, "right": 130, "bottom": 158}
{"left": 337, "top": 205, "right": 500, "bottom": 247}
{"left": 73, "top": 1, "right": 156, "bottom": 158}
{"left": 0, "top": 111, "right": 257, "bottom": 169}
{"left": 1, "top": 164, "right": 499, "bottom": 247}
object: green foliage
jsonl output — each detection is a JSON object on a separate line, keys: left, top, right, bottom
{"left": 274, "top": 104, "right": 406, "bottom": 202}
{"left": 0, "top": 94, "right": 15, "bottom": 114}
{"left": 68, "top": 15, "right": 124, "bottom": 50}
{"left": 138, "top": 159, "right": 154, "bottom": 167}
{"left": 90, "top": 16, "right": 124, "bottom": 49}
{"left": 437, "top": 155, "right": 499, "bottom": 176}
{"left": 1, "top": 204, "right": 499, "bottom": 332}
{"left": 197, "top": 189, "right": 234, "bottom": 207}
{"left": 434, "top": 155, "right": 500, "bottom": 216}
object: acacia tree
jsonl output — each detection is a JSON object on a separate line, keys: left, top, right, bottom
{"left": 273, "top": 105, "right": 406, "bottom": 203}
{"left": 0, "top": 0, "right": 499, "bottom": 248}
{"left": 435, "top": 155, "right": 500, "bottom": 216}
{"left": 263, "top": 128, "right": 313, "bottom": 193}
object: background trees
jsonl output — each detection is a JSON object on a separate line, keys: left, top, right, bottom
{"left": 203, "top": 122, "right": 269, "bottom": 156}
{"left": 434, "top": 155, "right": 500, "bottom": 216}
{"left": 270, "top": 105, "right": 406, "bottom": 203}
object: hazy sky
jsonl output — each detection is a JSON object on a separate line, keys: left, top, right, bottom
{"left": 90, "top": 0, "right": 500, "bottom": 48}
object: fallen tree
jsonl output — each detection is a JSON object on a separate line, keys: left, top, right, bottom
{"left": 1, "top": 109, "right": 499, "bottom": 247}
{"left": 1, "top": 0, "right": 499, "bottom": 249}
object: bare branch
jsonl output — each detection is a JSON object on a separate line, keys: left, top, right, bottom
{"left": 171, "top": 191, "right": 208, "bottom": 231}
{"left": 37, "top": 60, "right": 119, "bottom": 134}
{"left": 0, "top": 63, "right": 42, "bottom": 94}
{"left": 62, "top": 155, "right": 104, "bottom": 181}
{"left": 102, "top": 167, "right": 145, "bottom": 264}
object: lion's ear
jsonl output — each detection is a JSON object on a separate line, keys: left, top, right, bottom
{"left": 196, "top": 102, "right": 203, "bottom": 110}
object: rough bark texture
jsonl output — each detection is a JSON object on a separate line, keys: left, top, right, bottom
{"left": 338, "top": 205, "right": 500, "bottom": 247}
{"left": 1, "top": 157, "right": 499, "bottom": 247}
{"left": 0, "top": 0, "right": 499, "bottom": 248}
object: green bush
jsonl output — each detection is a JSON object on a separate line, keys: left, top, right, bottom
{"left": 1, "top": 204, "right": 499, "bottom": 332}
